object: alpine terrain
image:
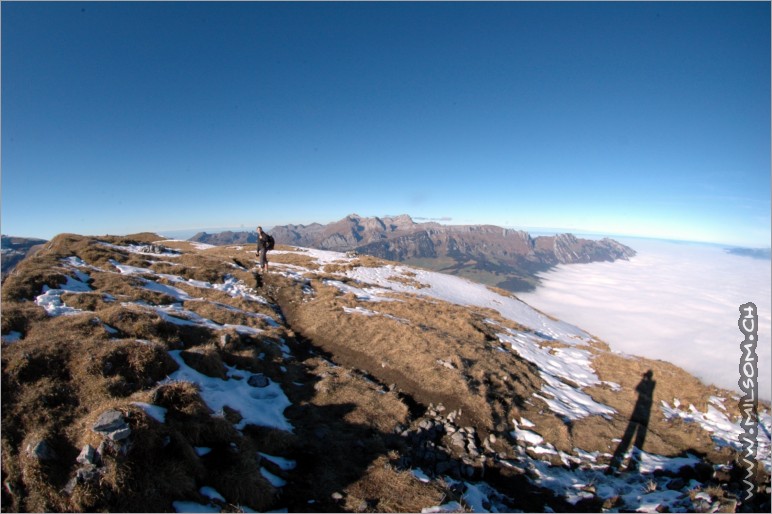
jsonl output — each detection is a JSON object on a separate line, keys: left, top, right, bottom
{"left": 1, "top": 233, "right": 770, "bottom": 513}
{"left": 1, "top": 236, "right": 47, "bottom": 280}
{"left": 189, "top": 214, "right": 637, "bottom": 292}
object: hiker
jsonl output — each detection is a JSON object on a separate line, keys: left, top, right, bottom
{"left": 256, "top": 226, "right": 274, "bottom": 272}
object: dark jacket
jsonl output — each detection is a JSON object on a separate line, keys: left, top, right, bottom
{"left": 256, "top": 234, "right": 268, "bottom": 252}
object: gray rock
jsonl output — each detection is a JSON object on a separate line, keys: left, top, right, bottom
{"left": 248, "top": 374, "right": 269, "bottom": 388}
{"left": 93, "top": 410, "right": 131, "bottom": 441}
{"left": 450, "top": 432, "right": 466, "bottom": 449}
{"left": 76, "top": 445, "right": 96, "bottom": 465}
{"left": 62, "top": 477, "right": 78, "bottom": 496}
{"left": 76, "top": 465, "right": 100, "bottom": 483}
{"left": 93, "top": 410, "right": 126, "bottom": 433}
{"left": 109, "top": 427, "right": 132, "bottom": 442}
{"left": 26, "top": 440, "right": 57, "bottom": 461}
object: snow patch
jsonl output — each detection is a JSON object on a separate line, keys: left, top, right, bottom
{"left": 166, "top": 350, "right": 292, "bottom": 432}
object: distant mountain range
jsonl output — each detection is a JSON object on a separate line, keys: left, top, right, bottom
{"left": 189, "top": 214, "right": 636, "bottom": 292}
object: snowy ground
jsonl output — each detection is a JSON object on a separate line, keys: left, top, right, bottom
{"left": 27, "top": 240, "right": 772, "bottom": 513}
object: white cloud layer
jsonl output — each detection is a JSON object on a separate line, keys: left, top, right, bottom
{"left": 518, "top": 238, "right": 771, "bottom": 402}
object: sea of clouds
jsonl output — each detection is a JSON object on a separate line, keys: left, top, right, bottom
{"left": 518, "top": 238, "right": 771, "bottom": 402}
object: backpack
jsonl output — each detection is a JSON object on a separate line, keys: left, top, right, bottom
{"left": 265, "top": 234, "right": 275, "bottom": 251}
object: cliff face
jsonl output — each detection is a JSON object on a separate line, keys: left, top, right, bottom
{"left": 2, "top": 232, "right": 768, "bottom": 513}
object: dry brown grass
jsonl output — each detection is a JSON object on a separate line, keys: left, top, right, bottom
{"left": 1, "top": 235, "right": 285, "bottom": 511}
{"left": 2, "top": 231, "right": 758, "bottom": 512}
{"left": 266, "top": 250, "right": 321, "bottom": 270}
{"left": 180, "top": 346, "right": 227, "bottom": 379}
{"left": 272, "top": 274, "right": 545, "bottom": 434}
{"left": 305, "top": 356, "right": 409, "bottom": 433}
{"left": 342, "top": 455, "right": 451, "bottom": 512}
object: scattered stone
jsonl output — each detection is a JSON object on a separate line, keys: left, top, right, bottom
{"left": 436, "top": 359, "right": 455, "bottom": 370}
{"left": 248, "top": 373, "right": 269, "bottom": 388}
{"left": 76, "top": 465, "right": 100, "bottom": 483}
{"left": 93, "top": 410, "right": 130, "bottom": 441}
{"left": 97, "top": 440, "right": 110, "bottom": 460}
{"left": 331, "top": 492, "right": 344, "bottom": 501}
{"left": 62, "top": 477, "right": 78, "bottom": 496}
{"left": 76, "top": 445, "right": 96, "bottom": 465}
{"left": 450, "top": 432, "right": 466, "bottom": 449}
{"left": 26, "top": 440, "right": 57, "bottom": 461}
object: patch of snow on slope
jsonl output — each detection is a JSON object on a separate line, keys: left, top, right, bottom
{"left": 110, "top": 259, "right": 155, "bottom": 275}
{"left": 166, "top": 350, "right": 292, "bottom": 432}
{"left": 495, "top": 324, "right": 614, "bottom": 420}
{"left": 323, "top": 279, "right": 399, "bottom": 302}
{"left": 99, "top": 241, "right": 181, "bottom": 257}
{"left": 126, "top": 302, "right": 264, "bottom": 337}
{"left": 258, "top": 452, "right": 296, "bottom": 471}
{"left": 661, "top": 399, "right": 772, "bottom": 472}
{"left": 199, "top": 487, "right": 225, "bottom": 502}
{"left": 132, "top": 402, "right": 168, "bottom": 423}
{"left": 527, "top": 451, "right": 702, "bottom": 509}
{"left": 214, "top": 275, "right": 270, "bottom": 304}
{"left": 295, "top": 248, "right": 358, "bottom": 266}
{"left": 140, "top": 278, "right": 196, "bottom": 301}
{"left": 35, "top": 274, "right": 93, "bottom": 316}
{"left": 343, "top": 264, "right": 590, "bottom": 343}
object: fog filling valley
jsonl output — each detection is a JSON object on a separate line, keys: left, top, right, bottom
{"left": 519, "top": 238, "right": 772, "bottom": 402}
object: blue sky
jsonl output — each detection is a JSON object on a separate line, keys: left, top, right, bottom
{"left": 2, "top": 2, "right": 770, "bottom": 246}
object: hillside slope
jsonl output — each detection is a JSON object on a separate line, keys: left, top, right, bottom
{"left": 1, "top": 235, "right": 47, "bottom": 280}
{"left": 1, "top": 233, "right": 769, "bottom": 513}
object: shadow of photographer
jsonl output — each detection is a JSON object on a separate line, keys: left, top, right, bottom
{"left": 607, "top": 369, "right": 656, "bottom": 474}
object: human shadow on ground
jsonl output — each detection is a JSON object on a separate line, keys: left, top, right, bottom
{"left": 607, "top": 369, "right": 656, "bottom": 474}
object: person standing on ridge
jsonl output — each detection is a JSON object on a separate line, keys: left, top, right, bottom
{"left": 256, "top": 226, "right": 273, "bottom": 273}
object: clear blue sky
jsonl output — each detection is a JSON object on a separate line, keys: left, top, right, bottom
{"left": 2, "top": 2, "right": 770, "bottom": 246}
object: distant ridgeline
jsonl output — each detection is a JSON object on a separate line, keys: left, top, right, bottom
{"left": 726, "top": 247, "right": 772, "bottom": 260}
{"left": 2, "top": 231, "right": 768, "bottom": 512}
{"left": 1, "top": 235, "right": 48, "bottom": 280}
{"left": 188, "top": 214, "right": 637, "bottom": 292}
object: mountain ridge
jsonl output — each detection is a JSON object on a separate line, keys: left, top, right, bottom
{"left": 189, "top": 214, "right": 637, "bottom": 292}
{"left": 1, "top": 231, "right": 769, "bottom": 512}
